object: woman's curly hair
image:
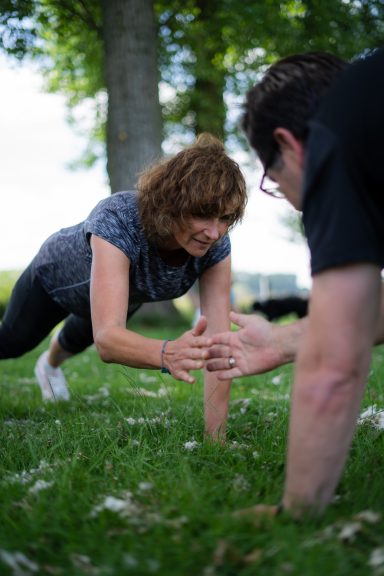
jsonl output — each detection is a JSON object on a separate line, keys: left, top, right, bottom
{"left": 137, "top": 133, "right": 247, "bottom": 243}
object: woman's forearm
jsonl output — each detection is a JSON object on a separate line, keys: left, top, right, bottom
{"left": 94, "top": 325, "right": 164, "bottom": 369}
{"left": 204, "top": 371, "right": 231, "bottom": 439}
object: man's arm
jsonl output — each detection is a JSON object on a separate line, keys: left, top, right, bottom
{"left": 206, "top": 311, "right": 307, "bottom": 378}
{"left": 206, "top": 282, "right": 384, "bottom": 380}
{"left": 283, "top": 263, "right": 381, "bottom": 515}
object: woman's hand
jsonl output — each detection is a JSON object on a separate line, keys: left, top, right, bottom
{"left": 162, "top": 316, "right": 212, "bottom": 383}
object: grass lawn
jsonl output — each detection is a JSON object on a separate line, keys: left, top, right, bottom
{"left": 1, "top": 324, "right": 384, "bottom": 575}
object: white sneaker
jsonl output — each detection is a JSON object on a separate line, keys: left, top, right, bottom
{"left": 34, "top": 351, "right": 70, "bottom": 401}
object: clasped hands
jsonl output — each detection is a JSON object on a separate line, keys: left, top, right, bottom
{"left": 165, "top": 311, "right": 283, "bottom": 383}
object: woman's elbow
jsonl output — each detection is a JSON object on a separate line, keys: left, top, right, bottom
{"left": 93, "top": 330, "right": 114, "bottom": 363}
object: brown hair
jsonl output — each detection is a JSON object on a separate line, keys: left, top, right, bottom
{"left": 138, "top": 133, "right": 247, "bottom": 243}
{"left": 242, "top": 52, "right": 347, "bottom": 166}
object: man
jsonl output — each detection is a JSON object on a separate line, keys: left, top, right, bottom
{"left": 207, "top": 48, "right": 384, "bottom": 516}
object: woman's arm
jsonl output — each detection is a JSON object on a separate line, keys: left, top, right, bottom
{"left": 199, "top": 255, "right": 232, "bottom": 439}
{"left": 90, "top": 235, "right": 210, "bottom": 383}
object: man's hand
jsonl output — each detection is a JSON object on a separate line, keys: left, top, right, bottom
{"left": 206, "top": 311, "right": 302, "bottom": 379}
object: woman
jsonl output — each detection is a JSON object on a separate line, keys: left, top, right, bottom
{"left": 0, "top": 133, "right": 247, "bottom": 438}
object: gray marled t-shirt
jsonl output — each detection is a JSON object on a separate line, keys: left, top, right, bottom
{"left": 32, "top": 191, "right": 231, "bottom": 318}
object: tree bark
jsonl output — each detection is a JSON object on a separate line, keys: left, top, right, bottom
{"left": 101, "top": 0, "right": 162, "bottom": 192}
{"left": 101, "top": 0, "right": 180, "bottom": 321}
{"left": 192, "top": 0, "right": 226, "bottom": 139}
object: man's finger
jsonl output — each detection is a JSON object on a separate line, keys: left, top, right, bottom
{"left": 206, "top": 360, "right": 238, "bottom": 378}
{"left": 229, "top": 311, "right": 249, "bottom": 329}
{"left": 206, "top": 344, "right": 231, "bottom": 359}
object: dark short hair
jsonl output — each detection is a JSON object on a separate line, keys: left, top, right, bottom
{"left": 242, "top": 52, "right": 348, "bottom": 166}
{"left": 138, "top": 133, "right": 247, "bottom": 243}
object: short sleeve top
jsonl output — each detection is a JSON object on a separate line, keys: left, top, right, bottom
{"left": 32, "top": 191, "right": 231, "bottom": 317}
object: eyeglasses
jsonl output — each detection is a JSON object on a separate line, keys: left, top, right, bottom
{"left": 259, "top": 152, "right": 285, "bottom": 199}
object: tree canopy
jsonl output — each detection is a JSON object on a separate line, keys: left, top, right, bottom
{"left": 1, "top": 0, "right": 383, "bottom": 162}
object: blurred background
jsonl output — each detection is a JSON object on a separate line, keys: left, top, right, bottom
{"left": 1, "top": 0, "right": 383, "bottom": 316}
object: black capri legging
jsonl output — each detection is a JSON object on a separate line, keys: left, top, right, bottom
{"left": 0, "top": 264, "right": 94, "bottom": 359}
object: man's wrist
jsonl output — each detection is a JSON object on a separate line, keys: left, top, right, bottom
{"left": 277, "top": 319, "right": 305, "bottom": 365}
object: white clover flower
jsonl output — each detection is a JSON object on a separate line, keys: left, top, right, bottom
{"left": 28, "top": 480, "right": 54, "bottom": 495}
{"left": 5, "top": 460, "right": 53, "bottom": 485}
{"left": 123, "top": 554, "right": 138, "bottom": 568}
{"left": 138, "top": 482, "right": 153, "bottom": 492}
{"left": 338, "top": 522, "right": 362, "bottom": 542}
{"left": 235, "top": 398, "right": 252, "bottom": 414}
{"left": 232, "top": 474, "right": 250, "bottom": 492}
{"left": 271, "top": 374, "right": 283, "bottom": 385}
{"left": 184, "top": 440, "right": 199, "bottom": 451}
{"left": 369, "top": 548, "right": 384, "bottom": 568}
{"left": 83, "top": 386, "right": 110, "bottom": 403}
{"left": 125, "top": 411, "right": 175, "bottom": 427}
{"left": 138, "top": 373, "right": 158, "bottom": 384}
{"left": 229, "top": 441, "right": 250, "bottom": 450}
{"left": 355, "top": 510, "right": 381, "bottom": 524}
{"left": 0, "top": 549, "right": 39, "bottom": 574}
{"left": 358, "top": 405, "right": 384, "bottom": 429}
{"left": 125, "top": 417, "right": 137, "bottom": 425}
{"left": 90, "top": 493, "right": 140, "bottom": 518}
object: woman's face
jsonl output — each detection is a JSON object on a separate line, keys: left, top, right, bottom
{"left": 172, "top": 212, "right": 234, "bottom": 256}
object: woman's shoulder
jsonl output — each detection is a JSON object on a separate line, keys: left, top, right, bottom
{"left": 96, "top": 190, "right": 138, "bottom": 211}
{"left": 87, "top": 190, "right": 139, "bottom": 222}
{"left": 84, "top": 190, "right": 142, "bottom": 261}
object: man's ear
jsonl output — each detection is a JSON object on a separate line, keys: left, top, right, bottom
{"left": 273, "top": 128, "right": 305, "bottom": 166}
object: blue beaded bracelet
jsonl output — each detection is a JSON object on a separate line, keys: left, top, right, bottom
{"left": 160, "top": 339, "right": 171, "bottom": 374}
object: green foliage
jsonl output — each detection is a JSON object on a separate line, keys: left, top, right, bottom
{"left": 1, "top": 335, "right": 384, "bottom": 574}
{"left": 1, "top": 0, "right": 383, "bottom": 161}
{"left": 155, "top": 0, "right": 384, "bottom": 146}
{"left": 0, "top": 0, "right": 37, "bottom": 58}
{"left": 0, "top": 270, "right": 19, "bottom": 319}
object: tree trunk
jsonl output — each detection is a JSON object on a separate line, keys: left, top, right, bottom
{"left": 101, "top": 0, "right": 180, "bottom": 321}
{"left": 101, "top": 0, "right": 162, "bottom": 192}
{"left": 191, "top": 0, "right": 226, "bottom": 139}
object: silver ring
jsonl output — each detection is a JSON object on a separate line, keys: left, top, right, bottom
{"left": 228, "top": 356, "right": 236, "bottom": 368}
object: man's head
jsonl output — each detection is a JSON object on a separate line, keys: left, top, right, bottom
{"left": 242, "top": 52, "right": 347, "bottom": 208}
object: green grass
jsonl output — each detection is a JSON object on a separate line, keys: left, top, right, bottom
{"left": 0, "top": 269, "right": 20, "bottom": 319}
{"left": 1, "top": 328, "right": 384, "bottom": 575}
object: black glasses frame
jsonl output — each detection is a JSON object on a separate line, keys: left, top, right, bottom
{"left": 259, "top": 150, "right": 284, "bottom": 199}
